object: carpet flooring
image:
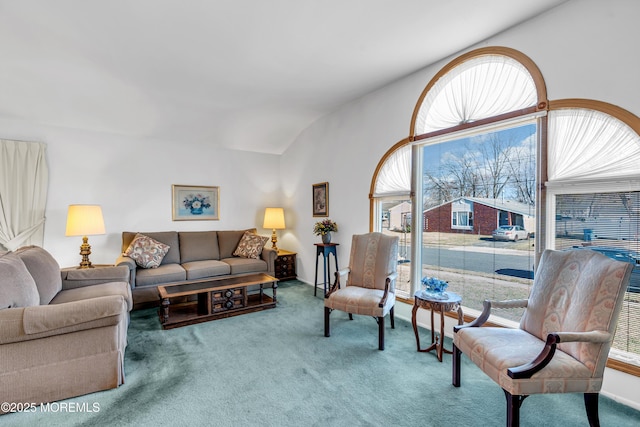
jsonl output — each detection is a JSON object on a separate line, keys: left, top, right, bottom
{"left": 4, "top": 281, "right": 640, "bottom": 426}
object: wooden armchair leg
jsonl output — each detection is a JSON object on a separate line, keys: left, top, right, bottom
{"left": 452, "top": 344, "right": 461, "bottom": 387}
{"left": 390, "top": 306, "right": 395, "bottom": 329}
{"left": 504, "top": 390, "right": 526, "bottom": 427}
{"left": 378, "top": 316, "right": 385, "bottom": 350}
{"left": 348, "top": 313, "right": 353, "bottom": 320}
{"left": 584, "top": 393, "right": 600, "bottom": 427}
{"left": 324, "top": 307, "right": 331, "bottom": 337}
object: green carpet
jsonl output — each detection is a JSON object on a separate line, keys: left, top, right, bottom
{"left": 4, "top": 281, "right": 640, "bottom": 426}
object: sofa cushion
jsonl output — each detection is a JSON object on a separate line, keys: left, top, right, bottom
{"left": 135, "top": 264, "right": 187, "bottom": 288}
{"left": 233, "top": 231, "right": 269, "bottom": 259}
{"left": 179, "top": 231, "right": 220, "bottom": 263}
{"left": 0, "top": 252, "right": 40, "bottom": 309}
{"left": 124, "top": 234, "right": 170, "bottom": 269}
{"left": 217, "top": 229, "right": 256, "bottom": 259}
{"left": 14, "top": 245, "right": 62, "bottom": 305}
{"left": 222, "top": 257, "right": 268, "bottom": 275}
{"left": 50, "top": 281, "right": 133, "bottom": 312}
{"left": 122, "top": 231, "right": 180, "bottom": 265}
{"left": 182, "top": 260, "right": 231, "bottom": 280}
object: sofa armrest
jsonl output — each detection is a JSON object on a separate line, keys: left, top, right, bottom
{"left": 261, "top": 247, "right": 277, "bottom": 274}
{"left": 116, "top": 255, "right": 137, "bottom": 288}
{"left": 0, "top": 295, "right": 127, "bottom": 345}
{"left": 61, "top": 265, "right": 131, "bottom": 290}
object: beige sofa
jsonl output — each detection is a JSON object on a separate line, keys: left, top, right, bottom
{"left": 115, "top": 229, "right": 277, "bottom": 308}
{"left": 0, "top": 246, "right": 132, "bottom": 414}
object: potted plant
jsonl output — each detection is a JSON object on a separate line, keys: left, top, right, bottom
{"left": 313, "top": 219, "right": 338, "bottom": 244}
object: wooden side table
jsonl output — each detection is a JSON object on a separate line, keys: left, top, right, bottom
{"left": 314, "top": 243, "right": 339, "bottom": 297}
{"left": 274, "top": 250, "right": 297, "bottom": 281}
{"left": 412, "top": 290, "right": 463, "bottom": 362}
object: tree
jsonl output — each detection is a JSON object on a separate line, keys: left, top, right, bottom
{"left": 422, "top": 125, "right": 536, "bottom": 209}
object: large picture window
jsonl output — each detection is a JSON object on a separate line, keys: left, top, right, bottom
{"left": 419, "top": 122, "right": 537, "bottom": 321}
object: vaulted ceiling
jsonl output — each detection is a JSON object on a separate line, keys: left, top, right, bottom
{"left": 0, "top": 0, "right": 567, "bottom": 154}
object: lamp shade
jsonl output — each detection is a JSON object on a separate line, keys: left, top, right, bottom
{"left": 263, "top": 208, "right": 285, "bottom": 229}
{"left": 65, "top": 205, "right": 106, "bottom": 236}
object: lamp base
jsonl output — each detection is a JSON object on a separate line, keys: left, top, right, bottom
{"left": 78, "top": 236, "right": 94, "bottom": 269}
{"left": 271, "top": 229, "right": 279, "bottom": 252}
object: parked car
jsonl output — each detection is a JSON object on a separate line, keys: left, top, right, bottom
{"left": 492, "top": 225, "right": 529, "bottom": 241}
{"left": 571, "top": 246, "right": 640, "bottom": 293}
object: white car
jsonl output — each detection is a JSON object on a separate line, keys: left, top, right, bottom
{"left": 492, "top": 225, "right": 529, "bottom": 241}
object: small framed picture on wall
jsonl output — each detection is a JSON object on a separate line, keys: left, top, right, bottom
{"left": 312, "top": 182, "right": 329, "bottom": 217}
{"left": 172, "top": 185, "right": 220, "bottom": 221}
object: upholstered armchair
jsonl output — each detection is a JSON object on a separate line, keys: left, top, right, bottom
{"left": 0, "top": 246, "right": 132, "bottom": 413}
{"left": 452, "top": 249, "right": 633, "bottom": 427}
{"left": 324, "top": 232, "right": 399, "bottom": 350}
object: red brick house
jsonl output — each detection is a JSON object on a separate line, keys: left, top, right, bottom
{"left": 423, "top": 197, "right": 535, "bottom": 235}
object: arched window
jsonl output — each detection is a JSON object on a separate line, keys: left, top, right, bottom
{"left": 370, "top": 47, "right": 640, "bottom": 370}
{"left": 413, "top": 51, "right": 543, "bottom": 135}
{"left": 370, "top": 140, "right": 413, "bottom": 295}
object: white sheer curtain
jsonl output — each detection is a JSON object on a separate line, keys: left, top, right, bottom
{"left": 373, "top": 144, "right": 411, "bottom": 197}
{"left": 414, "top": 55, "right": 537, "bottom": 135}
{"left": 0, "top": 139, "right": 48, "bottom": 251}
{"left": 547, "top": 109, "right": 640, "bottom": 186}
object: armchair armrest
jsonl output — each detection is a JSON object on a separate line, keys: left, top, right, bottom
{"left": 378, "top": 271, "right": 398, "bottom": 307}
{"left": 386, "top": 271, "right": 398, "bottom": 292}
{"left": 327, "top": 268, "right": 350, "bottom": 298}
{"left": 0, "top": 295, "right": 128, "bottom": 345}
{"left": 454, "top": 298, "right": 528, "bottom": 332}
{"left": 554, "top": 331, "right": 611, "bottom": 343}
{"left": 507, "top": 330, "right": 611, "bottom": 379}
{"left": 61, "top": 265, "right": 130, "bottom": 290}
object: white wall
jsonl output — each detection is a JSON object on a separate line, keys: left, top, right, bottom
{"left": 0, "top": 119, "right": 281, "bottom": 267}
{"left": 280, "top": 0, "right": 640, "bottom": 409}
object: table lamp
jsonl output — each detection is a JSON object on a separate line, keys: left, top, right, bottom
{"left": 65, "top": 204, "right": 106, "bottom": 268}
{"left": 263, "top": 207, "right": 285, "bottom": 251}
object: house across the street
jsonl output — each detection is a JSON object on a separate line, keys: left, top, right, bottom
{"left": 423, "top": 197, "right": 535, "bottom": 236}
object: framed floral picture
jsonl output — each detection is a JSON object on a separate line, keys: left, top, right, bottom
{"left": 312, "top": 182, "right": 329, "bottom": 217}
{"left": 172, "top": 185, "right": 219, "bottom": 221}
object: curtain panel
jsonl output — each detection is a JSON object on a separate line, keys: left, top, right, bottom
{"left": 0, "top": 139, "right": 48, "bottom": 251}
{"left": 414, "top": 55, "right": 537, "bottom": 135}
{"left": 373, "top": 144, "right": 411, "bottom": 197}
{"left": 547, "top": 109, "right": 640, "bottom": 187}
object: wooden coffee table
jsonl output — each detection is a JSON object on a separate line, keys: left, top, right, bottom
{"left": 158, "top": 273, "right": 278, "bottom": 329}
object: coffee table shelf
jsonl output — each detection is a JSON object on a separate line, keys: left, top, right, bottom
{"left": 158, "top": 273, "right": 278, "bottom": 329}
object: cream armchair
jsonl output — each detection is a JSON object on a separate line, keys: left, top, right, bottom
{"left": 452, "top": 249, "right": 633, "bottom": 427}
{"left": 324, "top": 232, "right": 399, "bottom": 350}
{"left": 0, "top": 246, "right": 132, "bottom": 414}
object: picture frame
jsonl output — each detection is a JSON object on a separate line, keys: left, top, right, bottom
{"left": 172, "top": 185, "right": 220, "bottom": 221}
{"left": 312, "top": 182, "right": 329, "bottom": 217}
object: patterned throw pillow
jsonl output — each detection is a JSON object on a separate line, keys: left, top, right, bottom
{"left": 233, "top": 231, "right": 269, "bottom": 259}
{"left": 124, "top": 233, "right": 170, "bottom": 268}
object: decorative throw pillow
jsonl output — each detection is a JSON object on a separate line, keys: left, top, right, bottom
{"left": 123, "top": 233, "right": 170, "bottom": 268}
{"left": 233, "top": 231, "right": 269, "bottom": 259}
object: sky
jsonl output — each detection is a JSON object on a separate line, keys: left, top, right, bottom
{"left": 422, "top": 123, "right": 536, "bottom": 174}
